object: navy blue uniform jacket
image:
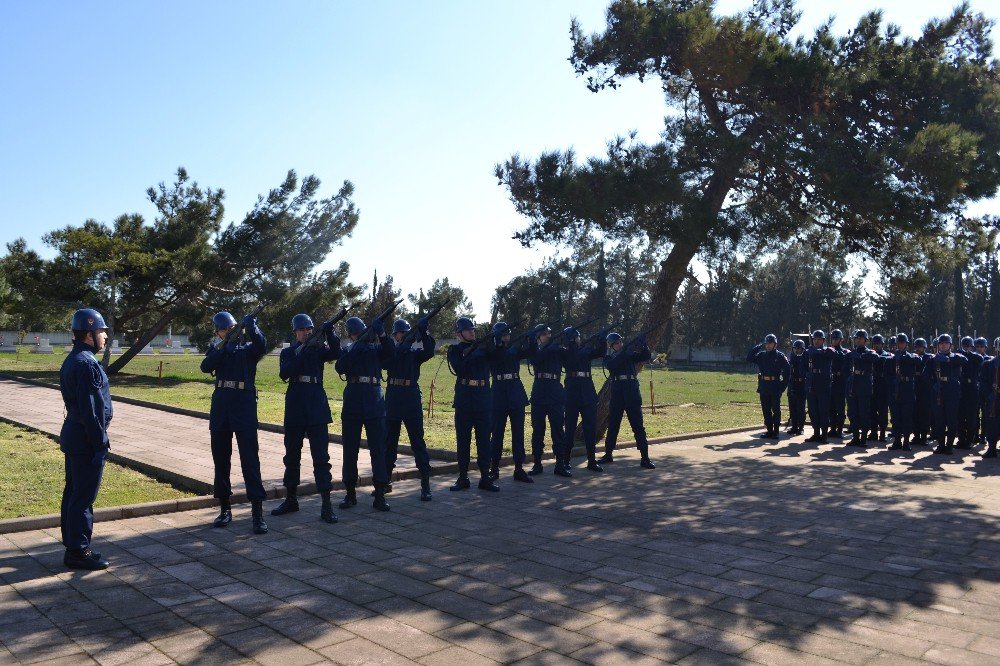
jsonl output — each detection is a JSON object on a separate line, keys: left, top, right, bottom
{"left": 847, "top": 347, "right": 880, "bottom": 395}
{"left": 804, "top": 346, "right": 836, "bottom": 393}
{"left": 336, "top": 336, "right": 393, "bottom": 420}
{"left": 746, "top": 345, "right": 790, "bottom": 396}
{"left": 606, "top": 345, "right": 652, "bottom": 408}
{"left": 384, "top": 331, "right": 436, "bottom": 419}
{"left": 924, "top": 352, "right": 968, "bottom": 399}
{"left": 449, "top": 342, "right": 492, "bottom": 413}
{"left": 200, "top": 326, "right": 267, "bottom": 431}
{"left": 279, "top": 331, "right": 340, "bottom": 427}
{"left": 60, "top": 342, "right": 113, "bottom": 455}
{"left": 530, "top": 343, "right": 568, "bottom": 407}
{"left": 488, "top": 339, "right": 534, "bottom": 411}
{"left": 564, "top": 340, "right": 607, "bottom": 407}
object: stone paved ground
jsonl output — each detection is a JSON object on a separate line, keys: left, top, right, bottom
{"left": 0, "top": 378, "right": 418, "bottom": 495}
{"left": 2, "top": 429, "right": 1000, "bottom": 664}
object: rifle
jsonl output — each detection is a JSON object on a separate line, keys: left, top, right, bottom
{"left": 581, "top": 320, "right": 621, "bottom": 350}
{"left": 295, "top": 300, "right": 364, "bottom": 356}
{"left": 400, "top": 299, "right": 451, "bottom": 345}
{"left": 545, "top": 316, "right": 600, "bottom": 348}
{"left": 218, "top": 303, "right": 266, "bottom": 348}
{"left": 618, "top": 320, "right": 666, "bottom": 354}
{"left": 356, "top": 299, "right": 404, "bottom": 344}
{"left": 462, "top": 320, "right": 557, "bottom": 357}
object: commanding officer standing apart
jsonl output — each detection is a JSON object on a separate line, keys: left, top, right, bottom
{"left": 887, "top": 333, "right": 921, "bottom": 451}
{"left": 925, "top": 333, "right": 968, "bottom": 455}
{"left": 529, "top": 325, "right": 570, "bottom": 477}
{"left": 487, "top": 322, "right": 535, "bottom": 483}
{"left": 829, "top": 330, "right": 850, "bottom": 438}
{"left": 804, "top": 330, "right": 837, "bottom": 443}
{"left": 745, "top": 334, "right": 790, "bottom": 439}
{"left": 846, "top": 330, "right": 880, "bottom": 448}
{"left": 336, "top": 317, "right": 393, "bottom": 511}
{"left": 200, "top": 311, "right": 269, "bottom": 534}
{"left": 913, "top": 338, "right": 935, "bottom": 446}
{"left": 787, "top": 339, "right": 807, "bottom": 435}
{"left": 448, "top": 318, "right": 498, "bottom": 492}
{"left": 383, "top": 317, "right": 435, "bottom": 501}
{"left": 60, "top": 309, "right": 112, "bottom": 570}
{"left": 272, "top": 314, "right": 339, "bottom": 523}
{"left": 563, "top": 327, "right": 608, "bottom": 472}
{"left": 600, "top": 331, "right": 655, "bottom": 468}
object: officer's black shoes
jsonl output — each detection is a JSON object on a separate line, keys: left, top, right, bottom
{"left": 513, "top": 467, "right": 534, "bottom": 483}
{"left": 420, "top": 475, "right": 433, "bottom": 501}
{"left": 805, "top": 432, "right": 822, "bottom": 443}
{"left": 889, "top": 438, "right": 903, "bottom": 451}
{"left": 586, "top": 460, "right": 604, "bottom": 473}
{"left": 984, "top": 446, "right": 998, "bottom": 458}
{"left": 64, "top": 548, "right": 109, "bottom": 571}
{"left": 933, "top": 444, "right": 954, "bottom": 455}
{"left": 319, "top": 492, "right": 338, "bottom": 523}
{"left": 339, "top": 488, "right": 358, "bottom": 509}
{"left": 373, "top": 485, "right": 391, "bottom": 512}
{"left": 450, "top": 475, "right": 471, "bottom": 491}
{"left": 478, "top": 477, "right": 500, "bottom": 492}
{"left": 213, "top": 505, "right": 232, "bottom": 528}
{"left": 901, "top": 441, "right": 912, "bottom": 451}
{"left": 640, "top": 457, "right": 656, "bottom": 469}
{"left": 554, "top": 465, "right": 572, "bottom": 478}
{"left": 528, "top": 462, "right": 544, "bottom": 476}
{"left": 488, "top": 465, "right": 500, "bottom": 481}
{"left": 561, "top": 462, "right": 573, "bottom": 477}
{"left": 251, "top": 501, "right": 269, "bottom": 535}
{"left": 599, "top": 452, "right": 615, "bottom": 464}
{"left": 271, "top": 492, "right": 299, "bottom": 516}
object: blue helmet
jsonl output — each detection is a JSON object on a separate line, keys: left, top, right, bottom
{"left": 975, "top": 337, "right": 988, "bottom": 347}
{"left": 895, "top": 333, "right": 909, "bottom": 344}
{"left": 994, "top": 336, "right": 1000, "bottom": 349}
{"left": 71, "top": 308, "right": 107, "bottom": 331}
{"left": 853, "top": 329, "right": 868, "bottom": 340}
{"left": 812, "top": 330, "right": 826, "bottom": 340}
{"left": 871, "top": 334, "right": 884, "bottom": 344}
{"left": 492, "top": 321, "right": 511, "bottom": 337}
{"left": 455, "top": 317, "right": 475, "bottom": 332}
{"left": 291, "top": 313, "right": 314, "bottom": 330}
{"left": 961, "top": 336, "right": 974, "bottom": 348}
{"left": 764, "top": 333, "right": 777, "bottom": 344}
{"left": 831, "top": 329, "right": 844, "bottom": 340}
{"left": 938, "top": 333, "right": 953, "bottom": 345}
{"left": 392, "top": 319, "right": 411, "bottom": 335}
{"left": 345, "top": 317, "right": 367, "bottom": 337}
{"left": 212, "top": 311, "right": 237, "bottom": 330}
{"left": 563, "top": 327, "right": 580, "bottom": 340}
{"left": 792, "top": 339, "right": 805, "bottom": 349}
{"left": 606, "top": 332, "right": 623, "bottom": 344}
{"left": 534, "top": 323, "right": 551, "bottom": 335}
{"left": 914, "top": 337, "right": 927, "bottom": 348}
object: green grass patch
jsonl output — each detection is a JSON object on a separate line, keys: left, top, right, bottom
{"left": 0, "top": 350, "right": 762, "bottom": 451}
{"left": 0, "top": 421, "right": 194, "bottom": 520}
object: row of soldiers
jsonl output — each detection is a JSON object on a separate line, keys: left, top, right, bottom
{"left": 746, "top": 329, "right": 1000, "bottom": 456}
{"left": 57, "top": 307, "right": 655, "bottom": 570}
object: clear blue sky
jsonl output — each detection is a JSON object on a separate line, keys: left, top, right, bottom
{"left": 1, "top": 1, "right": 997, "bottom": 317}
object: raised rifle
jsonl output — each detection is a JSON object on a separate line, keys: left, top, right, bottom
{"left": 219, "top": 302, "right": 266, "bottom": 348}
{"left": 618, "top": 320, "right": 666, "bottom": 354}
{"left": 400, "top": 299, "right": 451, "bottom": 345}
{"left": 544, "top": 316, "right": 600, "bottom": 348}
{"left": 462, "top": 319, "right": 558, "bottom": 357}
{"left": 581, "top": 320, "right": 622, "bottom": 350}
{"left": 356, "top": 299, "right": 404, "bottom": 344}
{"left": 295, "top": 300, "right": 364, "bottom": 356}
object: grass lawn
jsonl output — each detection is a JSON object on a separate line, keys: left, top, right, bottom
{"left": 0, "top": 421, "right": 194, "bottom": 520}
{"left": 0, "top": 348, "right": 763, "bottom": 452}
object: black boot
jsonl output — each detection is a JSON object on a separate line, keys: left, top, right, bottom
{"left": 599, "top": 451, "right": 614, "bottom": 464}
{"left": 339, "top": 486, "right": 358, "bottom": 508}
{"left": 586, "top": 457, "right": 604, "bottom": 473}
{"left": 371, "top": 481, "right": 394, "bottom": 496}
{"left": 820, "top": 427, "right": 829, "bottom": 444}
{"left": 956, "top": 437, "right": 972, "bottom": 450}
{"left": 847, "top": 430, "right": 861, "bottom": 446}
{"left": 320, "top": 492, "right": 337, "bottom": 523}
{"left": 984, "top": 443, "right": 998, "bottom": 458}
{"left": 478, "top": 474, "right": 500, "bottom": 492}
{"left": 64, "top": 547, "right": 108, "bottom": 571}
{"left": 805, "top": 429, "right": 821, "bottom": 442}
{"left": 488, "top": 463, "right": 499, "bottom": 480}
{"left": 889, "top": 436, "right": 902, "bottom": 451}
{"left": 901, "top": 436, "right": 912, "bottom": 452}
{"left": 934, "top": 436, "right": 953, "bottom": 455}
{"left": 213, "top": 499, "right": 232, "bottom": 527}
{"left": 419, "top": 474, "right": 433, "bottom": 501}
{"left": 554, "top": 459, "right": 572, "bottom": 478}
{"left": 373, "top": 484, "right": 391, "bottom": 511}
{"left": 251, "top": 500, "right": 268, "bottom": 535}
{"left": 640, "top": 455, "right": 656, "bottom": 469}
{"left": 512, "top": 467, "right": 533, "bottom": 483}
{"left": 271, "top": 488, "right": 299, "bottom": 516}
{"left": 528, "top": 461, "right": 543, "bottom": 475}
{"left": 450, "top": 474, "right": 470, "bottom": 491}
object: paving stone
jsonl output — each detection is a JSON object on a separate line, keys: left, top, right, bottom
{"left": 365, "top": 595, "right": 466, "bottom": 634}
{"left": 435, "top": 621, "right": 544, "bottom": 662}
{"left": 219, "top": 625, "right": 325, "bottom": 665}
{"left": 417, "top": 589, "right": 515, "bottom": 625}
{"left": 318, "top": 636, "right": 417, "bottom": 665}
{"left": 486, "top": 613, "right": 596, "bottom": 654}
{"left": 255, "top": 606, "right": 355, "bottom": 649}
{"left": 568, "top": 640, "right": 668, "bottom": 665}
{"left": 343, "top": 615, "right": 450, "bottom": 658}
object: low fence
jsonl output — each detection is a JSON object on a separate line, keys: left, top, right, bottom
{"left": 0, "top": 331, "right": 192, "bottom": 348}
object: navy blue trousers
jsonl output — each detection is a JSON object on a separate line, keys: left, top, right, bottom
{"left": 454, "top": 409, "right": 491, "bottom": 475}
{"left": 386, "top": 416, "right": 432, "bottom": 474}
{"left": 807, "top": 390, "right": 831, "bottom": 430}
{"left": 830, "top": 382, "right": 847, "bottom": 429}
{"left": 848, "top": 392, "right": 872, "bottom": 433}
{"left": 890, "top": 399, "right": 914, "bottom": 437}
{"left": 605, "top": 403, "right": 649, "bottom": 456}
{"left": 61, "top": 453, "right": 105, "bottom": 551}
{"left": 914, "top": 390, "right": 933, "bottom": 436}
{"left": 933, "top": 396, "right": 961, "bottom": 441}
{"left": 871, "top": 391, "right": 889, "bottom": 431}
{"left": 210, "top": 429, "right": 266, "bottom": 501}
{"left": 959, "top": 398, "right": 980, "bottom": 443}
{"left": 565, "top": 401, "right": 597, "bottom": 461}
{"left": 341, "top": 416, "right": 389, "bottom": 487}
{"left": 490, "top": 407, "right": 526, "bottom": 468}
{"left": 788, "top": 390, "right": 806, "bottom": 429}
{"left": 759, "top": 393, "right": 782, "bottom": 430}
{"left": 282, "top": 425, "right": 333, "bottom": 492}
{"left": 531, "top": 403, "right": 566, "bottom": 462}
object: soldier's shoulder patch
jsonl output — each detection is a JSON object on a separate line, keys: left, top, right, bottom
{"left": 90, "top": 364, "right": 106, "bottom": 389}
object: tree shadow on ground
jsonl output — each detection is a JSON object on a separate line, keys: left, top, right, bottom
{"left": 1, "top": 447, "right": 999, "bottom": 663}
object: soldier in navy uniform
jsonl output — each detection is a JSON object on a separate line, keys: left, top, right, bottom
{"left": 980, "top": 337, "right": 1000, "bottom": 458}
{"left": 845, "top": 330, "right": 880, "bottom": 447}
{"left": 804, "top": 330, "right": 837, "bottom": 443}
{"left": 448, "top": 317, "right": 499, "bottom": 492}
{"left": 383, "top": 317, "right": 435, "bottom": 501}
{"left": 529, "top": 325, "right": 570, "bottom": 477}
{"left": 272, "top": 314, "right": 339, "bottom": 523}
{"left": 976, "top": 337, "right": 993, "bottom": 448}
{"left": 957, "top": 336, "right": 984, "bottom": 449}
{"left": 787, "top": 339, "right": 807, "bottom": 435}
{"left": 869, "top": 334, "right": 892, "bottom": 442}
{"left": 913, "top": 338, "right": 935, "bottom": 446}
{"left": 335, "top": 316, "right": 394, "bottom": 510}
{"left": 600, "top": 332, "right": 655, "bottom": 468}
{"left": 60, "top": 308, "right": 112, "bottom": 570}
{"left": 746, "top": 334, "right": 790, "bottom": 439}
{"left": 924, "top": 333, "right": 968, "bottom": 455}
{"left": 487, "top": 322, "right": 535, "bottom": 483}
{"left": 563, "top": 327, "right": 608, "bottom": 472}
{"left": 829, "top": 330, "right": 850, "bottom": 438}
{"left": 200, "top": 311, "right": 269, "bottom": 534}
{"left": 887, "top": 333, "right": 921, "bottom": 451}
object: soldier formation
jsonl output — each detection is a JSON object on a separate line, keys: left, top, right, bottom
{"left": 748, "top": 329, "right": 1000, "bottom": 457}
{"left": 56, "top": 307, "right": 656, "bottom": 570}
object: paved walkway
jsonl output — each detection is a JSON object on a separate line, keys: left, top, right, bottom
{"left": 0, "top": 378, "right": 419, "bottom": 496}
{"left": 2, "top": 430, "right": 1000, "bottom": 664}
